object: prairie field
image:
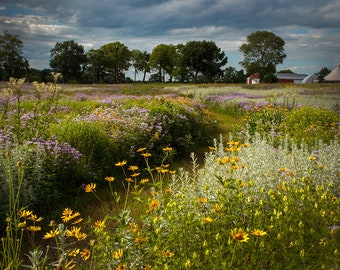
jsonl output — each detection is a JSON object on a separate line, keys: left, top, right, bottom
{"left": 1, "top": 80, "right": 339, "bottom": 269}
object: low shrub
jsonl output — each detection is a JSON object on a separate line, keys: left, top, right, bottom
{"left": 282, "top": 106, "right": 340, "bottom": 147}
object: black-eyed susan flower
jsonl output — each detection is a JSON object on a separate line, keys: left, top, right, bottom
{"left": 27, "top": 214, "right": 43, "bottom": 222}
{"left": 148, "top": 199, "right": 160, "bottom": 212}
{"left": 27, "top": 225, "right": 41, "bottom": 232}
{"left": 230, "top": 228, "right": 249, "bottom": 243}
{"left": 251, "top": 229, "right": 267, "bottom": 236}
{"left": 162, "top": 250, "right": 174, "bottom": 257}
{"left": 199, "top": 197, "right": 208, "bottom": 203}
{"left": 84, "top": 183, "right": 96, "bottom": 193}
{"left": 115, "top": 160, "right": 127, "bottom": 167}
{"left": 203, "top": 217, "right": 213, "bottom": 223}
{"left": 94, "top": 220, "right": 106, "bottom": 231}
{"left": 141, "top": 152, "right": 151, "bottom": 157}
{"left": 128, "top": 165, "right": 138, "bottom": 171}
{"left": 19, "top": 210, "right": 33, "bottom": 219}
{"left": 113, "top": 248, "right": 123, "bottom": 259}
{"left": 125, "top": 177, "right": 134, "bottom": 183}
{"left": 66, "top": 226, "right": 81, "bottom": 237}
{"left": 162, "top": 146, "right": 172, "bottom": 151}
{"left": 80, "top": 248, "right": 91, "bottom": 260}
{"left": 43, "top": 229, "right": 60, "bottom": 239}
{"left": 105, "top": 176, "right": 115, "bottom": 182}
{"left": 140, "top": 178, "right": 149, "bottom": 184}
{"left": 68, "top": 248, "right": 80, "bottom": 257}
{"left": 116, "top": 264, "right": 127, "bottom": 270}
{"left": 136, "top": 147, "right": 146, "bottom": 152}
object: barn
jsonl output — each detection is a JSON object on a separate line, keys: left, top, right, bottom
{"left": 246, "top": 73, "right": 260, "bottom": 84}
{"left": 275, "top": 73, "right": 308, "bottom": 83}
{"left": 324, "top": 64, "right": 340, "bottom": 82}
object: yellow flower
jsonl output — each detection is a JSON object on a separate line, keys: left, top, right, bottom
{"left": 136, "top": 147, "right": 146, "bottom": 152}
{"left": 131, "top": 173, "right": 140, "bottom": 177}
{"left": 68, "top": 248, "right": 80, "bottom": 257}
{"left": 84, "top": 183, "right": 96, "bottom": 192}
{"left": 43, "top": 229, "right": 60, "bottom": 239}
{"left": 61, "top": 208, "right": 80, "bottom": 223}
{"left": 308, "top": 155, "right": 317, "bottom": 161}
{"left": 19, "top": 210, "right": 33, "bottom": 219}
{"left": 208, "top": 146, "right": 217, "bottom": 151}
{"left": 116, "top": 264, "right": 127, "bottom": 270}
{"left": 66, "top": 226, "right": 81, "bottom": 237}
{"left": 75, "top": 232, "right": 87, "bottom": 240}
{"left": 162, "top": 146, "right": 172, "bottom": 151}
{"left": 80, "top": 248, "right": 91, "bottom": 260}
{"left": 251, "top": 229, "right": 267, "bottom": 236}
{"left": 72, "top": 218, "right": 83, "bottom": 224}
{"left": 113, "top": 248, "right": 123, "bottom": 259}
{"left": 27, "top": 225, "right": 41, "bottom": 232}
{"left": 230, "top": 228, "right": 249, "bottom": 243}
{"left": 94, "top": 220, "right": 106, "bottom": 231}
{"left": 148, "top": 199, "right": 160, "bottom": 212}
{"left": 141, "top": 152, "right": 151, "bottom": 157}
{"left": 18, "top": 221, "right": 26, "bottom": 228}
{"left": 125, "top": 177, "right": 134, "bottom": 183}
{"left": 140, "top": 179, "right": 149, "bottom": 184}
{"left": 128, "top": 165, "right": 138, "bottom": 171}
{"left": 203, "top": 217, "right": 213, "bottom": 223}
{"left": 115, "top": 160, "right": 127, "bottom": 167}
{"left": 199, "top": 197, "right": 208, "bottom": 203}
{"left": 105, "top": 176, "right": 115, "bottom": 182}
{"left": 162, "top": 250, "right": 174, "bottom": 257}
{"left": 28, "top": 214, "right": 43, "bottom": 222}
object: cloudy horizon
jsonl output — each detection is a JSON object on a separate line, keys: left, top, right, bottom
{"left": 1, "top": 0, "right": 339, "bottom": 76}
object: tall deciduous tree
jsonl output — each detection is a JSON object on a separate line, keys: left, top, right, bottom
{"left": 100, "top": 42, "right": 131, "bottom": 84}
{"left": 0, "top": 31, "right": 26, "bottom": 80}
{"left": 149, "top": 44, "right": 176, "bottom": 82}
{"left": 86, "top": 49, "right": 105, "bottom": 83}
{"left": 182, "top": 40, "right": 227, "bottom": 83}
{"left": 50, "top": 40, "right": 86, "bottom": 83}
{"left": 239, "top": 31, "right": 286, "bottom": 83}
{"left": 131, "top": 49, "right": 150, "bottom": 82}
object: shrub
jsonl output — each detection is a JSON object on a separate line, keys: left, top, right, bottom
{"left": 282, "top": 106, "right": 340, "bottom": 147}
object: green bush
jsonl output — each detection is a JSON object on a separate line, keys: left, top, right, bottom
{"left": 49, "top": 120, "right": 114, "bottom": 179}
{"left": 282, "top": 106, "right": 340, "bottom": 147}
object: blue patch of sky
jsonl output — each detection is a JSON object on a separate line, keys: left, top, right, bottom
{"left": 0, "top": 5, "right": 43, "bottom": 16}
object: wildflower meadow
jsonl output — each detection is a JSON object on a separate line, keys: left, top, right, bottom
{"left": 0, "top": 79, "right": 339, "bottom": 269}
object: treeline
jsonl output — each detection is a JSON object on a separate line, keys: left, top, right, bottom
{"left": 1, "top": 31, "right": 246, "bottom": 83}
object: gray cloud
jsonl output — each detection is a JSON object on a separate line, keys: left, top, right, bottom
{"left": 0, "top": 0, "right": 339, "bottom": 74}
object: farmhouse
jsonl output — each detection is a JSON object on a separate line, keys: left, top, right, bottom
{"left": 324, "top": 64, "right": 340, "bottom": 82}
{"left": 275, "top": 73, "right": 308, "bottom": 83}
{"left": 246, "top": 73, "right": 260, "bottom": 84}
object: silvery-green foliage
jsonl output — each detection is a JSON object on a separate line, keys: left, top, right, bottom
{"left": 171, "top": 132, "right": 339, "bottom": 201}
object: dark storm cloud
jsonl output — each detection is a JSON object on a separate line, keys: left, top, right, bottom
{"left": 0, "top": 0, "right": 339, "bottom": 73}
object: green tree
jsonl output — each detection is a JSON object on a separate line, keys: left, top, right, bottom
{"left": 223, "top": 66, "right": 246, "bottom": 83}
{"left": 182, "top": 40, "right": 227, "bottom": 83}
{"left": 100, "top": 42, "right": 131, "bottom": 84}
{"left": 0, "top": 31, "right": 26, "bottom": 80}
{"left": 50, "top": 40, "right": 86, "bottom": 83}
{"left": 86, "top": 49, "right": 105, "bottom": 83}
{"left": 149, "top": 44, "right": 176, "bottom": 82}
{"left": 239, "top": 31, "right": 286, "bottom": 83}
{"left": 131, "top": 49, "right": 150, "bottom": 82}
{"left": 316, "top": 67, "right": 331, "bottom": 82}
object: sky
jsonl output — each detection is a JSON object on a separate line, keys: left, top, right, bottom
{"left": 0, "top": 0, "right": 339, "bottom": 77}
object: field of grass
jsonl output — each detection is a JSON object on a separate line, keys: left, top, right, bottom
{"left": 0, "top": 80, "right": 339, "bottom": 269}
